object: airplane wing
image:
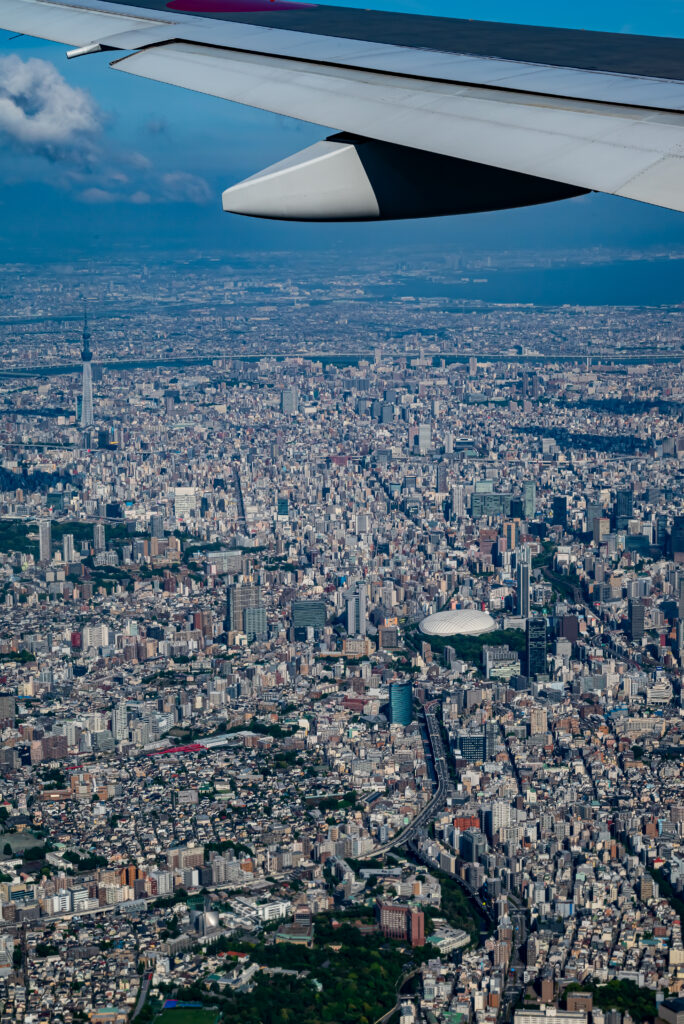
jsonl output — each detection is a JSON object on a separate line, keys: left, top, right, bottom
{"left": 2, "top": 0, "right": 684, "bottom": 220}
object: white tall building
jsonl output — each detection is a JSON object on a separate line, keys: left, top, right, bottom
{"left": 38, "top": 519, "right": 51, "bottom": 563}
{"left": 62, "top": 533, "right": 75, "bottom": 564}
{"left": 113, "top": 702, "right": 129, "bottom": 742}
{"left": 516, "top": 544, "right": 531, "bottom": 619}
{"left": 82, "top": 622, "right": 113, "bottom": 651}
{"left": 346, "top": 583, "right": 368, "bottom": 635}
{"left": 80, "top": 304, "right": 94, "bottom": 430}
{"left": 174, "top": 486, "right": 197, "bottom": 521}
{"left": 451, "top": 484, "right": 465, "bottom": 519}
{"left": 417, "top": 423, "right": 432, "bottom": 455}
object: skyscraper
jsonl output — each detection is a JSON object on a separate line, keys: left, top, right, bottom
{"left": 417, "top": 423, "right": 431, "bottom": 455}
{"left": 225, "top": 583, "right": 262, "bottom": 633}
{"left": 38, "top": 519, "right": 51, "bottom": 563}
{"left": 346, "top": 583, "right": 367, "bottom": 636}
{"left": 615, "top": 487, "right": 634, "bottom": 527}
{"left": 529, "top": 706, "right": 548, "bottom": 735}
{"left": 552, "top": 495, "right": 568, "bottom": 529}
{"left": 485, "top": 800, "right": 511, "bottom": 841}
{"left": 628, "top": 599, "right": 645, "bottom": 642}
{"left": 243, "top": 605, "right": 268, "bottom": 642}
{"left": 93, "top": 522, "right": 105, "bottom": 553}
{"left": 586, "top": 500, "right": 603, "bottom": 539}
{"left": 62, "top": 533, "right": 75, "bottom": 564}
{"left": 526, "top": 617, "right": 547, "bottom": 678}
{"left": 80, "top": 302, "right": 94, "bottom": 430}
{"left": 451, "top": 484, "right": 465, "bottom": 520}
{"left": 389, "top": 681, "right": 412, "bottom": 726}
{"left": 281, "top": 387, "right": 299, "bottom": 414}
{"left": 516, "top": 545, "right": 530, "bottom": 619}
{"left": 174, "top": 487, "right": 197, "bottom": 521}
{"left": 673, "top": 516, "right": 684, "bottom": 564}
{"left": 523, "top": 480, "right": 536, "bottom": 519}
{"left": 113, "top": 702, "right": 129, "bottom": 742}
{"left": 149, "top": 513, "right": 164, "bottom": 540}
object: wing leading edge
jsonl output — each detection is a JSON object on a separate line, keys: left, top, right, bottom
{"left": 2, "top": 0, "right": 684, "bottom": 220}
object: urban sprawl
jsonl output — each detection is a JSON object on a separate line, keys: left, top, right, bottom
{"left": 0, "top": 253, "right": 682, "bottom": 1024}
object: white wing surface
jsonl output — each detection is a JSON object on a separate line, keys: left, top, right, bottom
{"left": 2, "top": 0, "right": 684, "bottom": 219}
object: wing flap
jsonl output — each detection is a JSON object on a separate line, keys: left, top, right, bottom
{"left": 112, "top": 42, "right": 684, "bottom": 211}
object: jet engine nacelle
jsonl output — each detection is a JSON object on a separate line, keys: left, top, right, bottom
{"left": 222, "top": 134, "right": 587, "bottom": 221}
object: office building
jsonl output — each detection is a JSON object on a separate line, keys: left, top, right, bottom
{"left": 673, "top": 516, "right": 684, "bottom": 563}
{"left": 206, "top": 550, "right": 242, "bottom": 575}
{"left": 552, "top": 495, "right": 567, "bottom": 528}
{"left": 380, "top": 402, "right": 394, "bottom": 424}
{"left": 586, "top": 500, "right": 603, "bottom": 538}
{"left": 527, "top": 616, "right": 547, "bottom": 678}
{"left": 389, "top": 680, "right": 412, "bottom": 726}
{"left": 460, "top": 828, "right": 487, "bottom": 862}
{"left": 346, "top": 584, "right": 367, "bottom": 636}
{"left": 174, "top": 487, "right": 197, "bottom": 521}
{"left": 292, "top": 600, "right": 326, "bottom": 640}
{"left": 244, "top": 605, "right": 268, "bottom": 642}
{"left": 80, "top": 303, "right": 94, "bottom": 430}
{"left": 378, "top": 624, "right": 400, "bottom": 649}
{"left": 529, "top": 706, "right": 547, "bottom": 735}
{"left": 484, "top": 800, "right": 511, "bottom": 841}
{"left": 655, "top": 513, "right": 669, "bottom": 551}
{"left": 149, "top": 513, "right": 164, "bottom": 539}
{"left": 436, "top": 461, "right": 448, "bottom": 494}
{"left": 451, "top": 484, "right": 465, "bottom": 519}
{"left": 93, "top": 522, "right": 106, "bottom": 553}
{"left": 455, "top": 731, "right": 486, "bottom": 763}
{"left": 225, "top": 584, "right": 262, "bottom": 633}
{"left": 62, "top": 533, "right": 75, "bottom": 564}
{"left": 523, "top": 480, "right": 536, "bottom": 518}
{"left": 377, "top": 903, "right": 425, "bottom": 947}
{"left": 0, "top": 697, "right": 16, "bottom": 728}
{"left": 417, "top": 423, "right": 432, "bottom": 455}
{"left": 276, "top": 496, "right": 289, "bottom": 519}
{"left": 558, "top": 615, "right": 579, "bottom": 642}
{"left": 628, "top": 598, "right": 645, "bottom": 642}
{"left": 514, "top": 1010, "right": 587, "bottom": 1024}
{"left": 38, "top": 519, "right": 51, "bottom": 563}
{"left": 615, "top": 487, "right": 634, "bottom": 527}
{"left": 281, "top": 386, "right": 299, "bottom": 414}
{"left": 516, "top": 545, "right": 531, "bottom": 619}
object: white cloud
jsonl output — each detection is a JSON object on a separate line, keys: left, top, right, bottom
{"left": 160, "top": 171, "right": 212, "bottom": 205}
{"left": 0, "top": 55, "right": 214, "bottom": 205}
{"left": 0, "top": 54, "right": 101, "bottom": 156}
{"left": 80, "top": 187, "right": 118, "bottom": 204}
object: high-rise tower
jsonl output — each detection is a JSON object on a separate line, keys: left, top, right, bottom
{"left": 80, "top": 302, "right": 94, "bottom": 430}
{"left": 516, "top": 544, "right": 531, "bottom": 619}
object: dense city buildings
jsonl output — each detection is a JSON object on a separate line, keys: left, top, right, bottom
{"left": 0, "top": 249, "right": 682, "bottom": 1023}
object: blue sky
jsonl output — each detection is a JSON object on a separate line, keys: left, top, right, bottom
{"left": 1, "top": 0, "right": 684, "bottom": 260}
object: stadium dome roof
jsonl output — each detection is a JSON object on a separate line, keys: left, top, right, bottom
{"left": 419, "top": 608, "right": 496, "bottom": 638}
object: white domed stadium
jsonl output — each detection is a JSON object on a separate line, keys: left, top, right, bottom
{"left": 420, "top": 608, "right": 496, "bottom": 638}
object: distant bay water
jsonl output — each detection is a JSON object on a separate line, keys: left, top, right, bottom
{"left": 368, "top": 257, "right": 684, "bottom": 306}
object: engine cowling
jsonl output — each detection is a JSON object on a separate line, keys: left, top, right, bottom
{"left": 222, "top": 134, "right": 587, "bottom": 221}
